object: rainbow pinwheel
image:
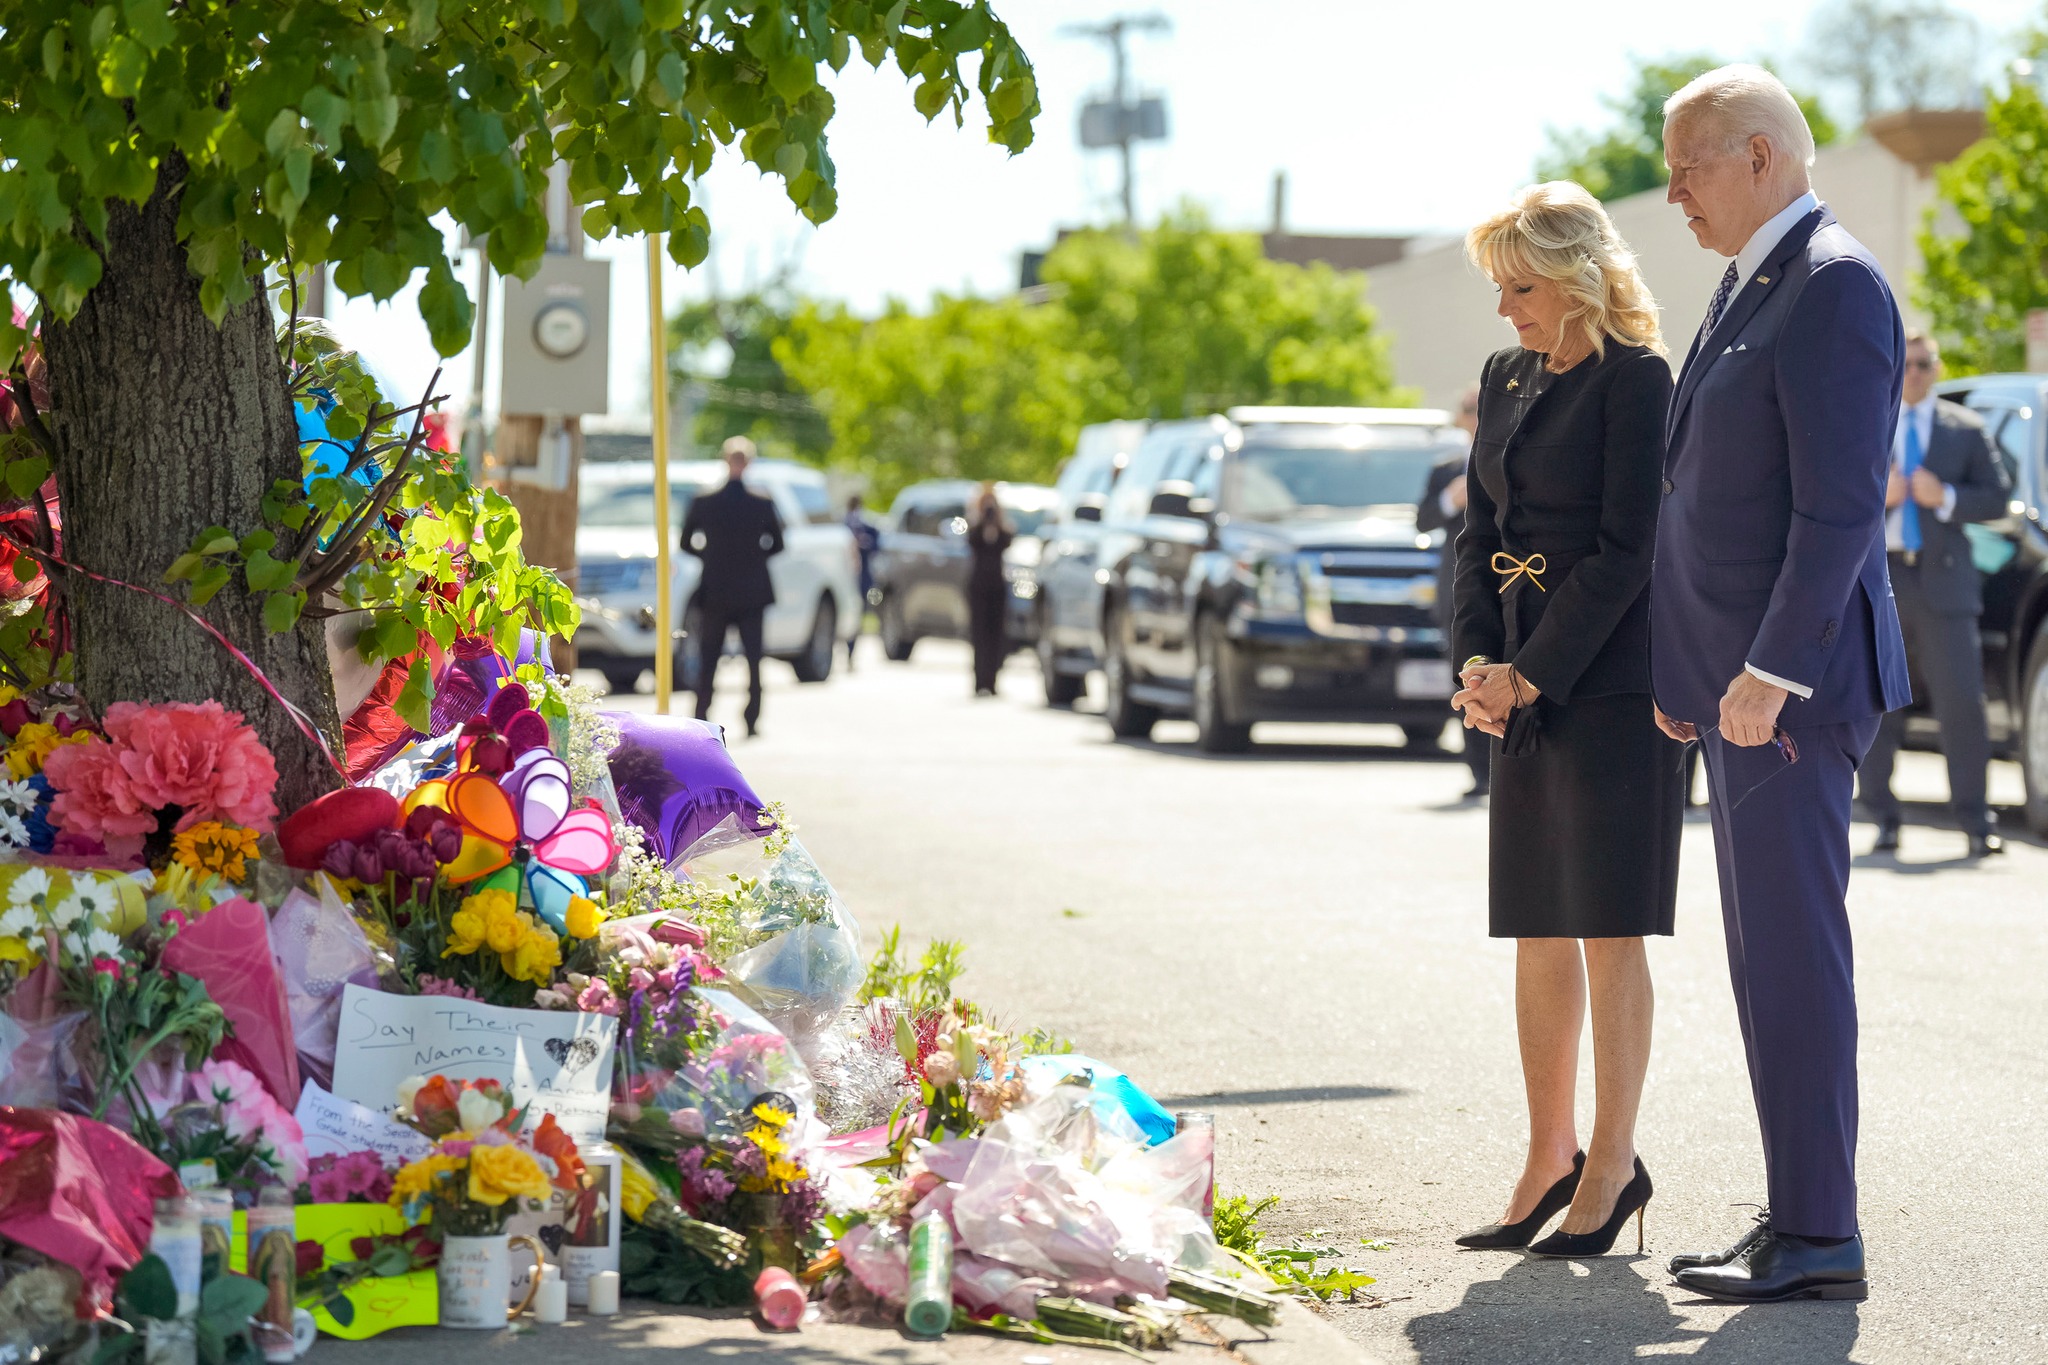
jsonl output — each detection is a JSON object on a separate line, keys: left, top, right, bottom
{"left": 404, "top": 762, "right": 618, "bottom": 932}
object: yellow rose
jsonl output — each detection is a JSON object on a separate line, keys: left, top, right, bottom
{"left": 390, "top": 1153, "right": 464, "bottom": 1207}
{"left": 442, "top": 906, "right": 486, "bottom": 958}
{"left": 503, "top": 926, "right": 562, "bottom": 984}
{"left": 484, "top": 903, "right": 529, "bottom": 956}
{"left": 0, "top": 935, "right": 39, "bottom": 967}
{"left": 564, "top": 897, "right": 604, "bottom": 940}
{"left": 617, "top": 1150, "right": 662, "bottom": 1222}
{"left": 467, "top": 1143, "right": 551, "bottom": 1207}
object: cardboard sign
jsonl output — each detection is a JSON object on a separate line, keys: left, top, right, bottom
{"left": 297, "top": 1204, "right": 438, "bottom": 1338}
{"left": 329, "top": 985, "right": 617, "bottom": 1144}
{"left": 294, "top": 1082, "right": 437, "bottom": 1164}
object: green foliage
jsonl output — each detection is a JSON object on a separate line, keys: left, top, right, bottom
{"left": 859, "top": 924, "right": 968, "bottom": 1015}
{"left": 96, "top": 1254, "right": 265, "bottom": 1365}
{"left": 1210, "top": 1192, "right": 1382, "bottom": 1303}
{"left": 1537, "top": 55, "right": 1837, "bottom": 201}
{"left": 0, "top": 0, "right": 1041, "bottom": 367}
{"left": 776, "top": 207, "right": 1407, "bottom": 501}
{"left": 670, "top": 283, "right": 832, "bottom": 462}
{"left": 1917, "top": 80, "right": 2047, "bottom": 375}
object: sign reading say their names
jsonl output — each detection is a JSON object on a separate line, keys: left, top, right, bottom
{"left": 329, "top": 984, "right": 617, "bottom": 1144}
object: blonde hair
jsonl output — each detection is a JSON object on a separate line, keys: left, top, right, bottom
{"left": 1465, "top": 182, "right": 1665, "bottom": 359}
{"left": 1664, "top": 64, "right": 1816, "bottom": 171}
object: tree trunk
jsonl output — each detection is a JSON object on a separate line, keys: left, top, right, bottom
{"left": 40, "top": 156, "right": 341, "bottom": 816}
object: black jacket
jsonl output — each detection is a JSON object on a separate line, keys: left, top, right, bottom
{"left": 680, "top": 480, "right": 785, "bottom": 613}
{"left": 1417, "top": 453, "right": 1472, "bottom": 633}
{"left": 1453, "top": 343, "right": 1672, "bottom": 703}
{"left": 1902, "top": 398, "right": 2011, "bottom": 616}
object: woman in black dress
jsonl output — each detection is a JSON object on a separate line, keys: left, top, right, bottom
{"left": 965, "top": 482, "right": 1013, "bottom": 697}
{"left": 1449, "top": 182, "right": 1682, "bottom": 1258}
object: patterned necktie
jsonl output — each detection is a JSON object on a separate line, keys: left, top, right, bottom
{"left": 1902, "top": 416, "right": 1925, "bottom": 552}
{"left": 1702, "top": 261, "right": 1740, "bottom": 338}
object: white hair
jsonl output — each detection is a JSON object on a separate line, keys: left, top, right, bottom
{"left": 1663, "top": 64, "right": 1816, "bottom": 170}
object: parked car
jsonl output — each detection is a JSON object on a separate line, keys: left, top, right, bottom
{"left": 871, "top": 480, "right": 1059, "bottom": 661}
{"left": 1931, "top": 374, "right": 2048, "bottom": 834}
{"left": 1034, "top": 421, "right": 1152, "bottom": 705}
{"left": 1093, "top": 405, "right": 1463, "bottom": 752}
{"left": 573, "top": 461, "right": 860, "bottom": 694}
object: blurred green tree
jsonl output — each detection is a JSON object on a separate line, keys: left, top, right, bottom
{"left": 669, "top": 282, "right": 833, "bottom": 464}
{"left": 1917, "top": 79, "right": 2048, "bottom": 375}
{"left": 1537, "top": 55, "right": 1838, "bottom": 201}
{"left": 778, "top": 209, "right": 1407, "bottom": 501}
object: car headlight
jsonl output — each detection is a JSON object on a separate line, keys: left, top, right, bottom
{"left": 1254, "top": 558, "right": 1304, "bottom": 616}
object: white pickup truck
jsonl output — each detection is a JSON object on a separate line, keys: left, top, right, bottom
{"left": 572, "top": 460, "right": 861, "bottom": 694}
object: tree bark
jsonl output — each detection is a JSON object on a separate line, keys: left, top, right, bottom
{"left": 40, "top": 156, "right": 341, "bottom": 816}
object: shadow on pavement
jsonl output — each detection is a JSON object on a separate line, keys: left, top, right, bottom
{"left": 1153, "top": 1084, "right": 1405, "bottom": 1108}
{"left": 1405, "top": 1254, "right": 1859, "bottom": 1365}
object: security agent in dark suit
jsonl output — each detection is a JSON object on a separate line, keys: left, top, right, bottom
{"left": 680, "top": 437, "right": 785, "bottom": 737}
{"left": 1416, "top": 385, "right": 1488, "bottom": 797}
{"left": 1860, "top": 332, "right": 2013, "bottom": 858}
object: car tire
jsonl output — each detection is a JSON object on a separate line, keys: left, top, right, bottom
{"left": 1102, "top": 606, "right": 1158, "bottom": 740}
{"left": 599, "top": 664, "right": 642, "bottom": 697}
{"left": 1402, "top": 722, "right": 1446, "bottom": 752}
{"left": 1037, "top": 605, "right": 1084, "bottom": 708}
{"left": 791, "top": 597, "right": 837, "bottom": 683}
{"left": 2022, "top": 627, "right": 2048, "bottom": 838}
{"left": 880, "top": 596, "right": 915, "bottom": 662}
{"left": 1193, "top": 615, "right": 1253, "bottom": 753}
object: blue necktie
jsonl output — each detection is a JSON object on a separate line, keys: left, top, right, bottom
{"left": 1702, "top": 262, "right": 1739, "bottom": 338}
{"left": 1902, "top": 417, "right": 1924, "bottom": 552}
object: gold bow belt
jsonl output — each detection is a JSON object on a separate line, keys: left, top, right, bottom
{"left": 1492, "top": 551, "right": 1548, "bottom": 593}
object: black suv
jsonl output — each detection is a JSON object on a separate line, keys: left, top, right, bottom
{"left": 1931, "top": 375, "right": 2048, "bottom": 834}
{"left": 1094, "top": 406, "right": 1464, "bottom": 751}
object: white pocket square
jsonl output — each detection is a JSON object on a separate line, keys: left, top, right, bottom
{"left": 1722, "top": 342, "right": 1748, "bottom": 354}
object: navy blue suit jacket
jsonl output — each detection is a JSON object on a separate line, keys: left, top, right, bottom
{"left": 1651, "top": 206, "right": 1912, "bottom": 728}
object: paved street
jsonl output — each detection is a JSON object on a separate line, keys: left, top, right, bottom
{"left": 601, "top": 638, "right": 2048, "bottom": 1365}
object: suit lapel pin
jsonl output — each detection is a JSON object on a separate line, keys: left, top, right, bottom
{"left": 1756, "top": 275, "right": 1770, "bottom": 284}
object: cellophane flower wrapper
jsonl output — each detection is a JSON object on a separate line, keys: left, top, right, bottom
{"left": 0, "top": 1010, "right": 89, "bottom": 1110}
{"left": 672, "top": 818, "right": 864, "bottom": 1050}
{"left": 270, "top": 883, "right": 381, "bottom": 1090}
{"left": 610, "top": 986, "right": 815, "bottom": 1151}
{"left": 0, "top": 1109, "right": 180, "bottom": 1294}
{"left": 157, "top": 897, "right": 298, "bottom": 1108}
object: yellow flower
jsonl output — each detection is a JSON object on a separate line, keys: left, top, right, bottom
{"left": 5, "top": 724, "right": 85, "bottom": 780}
{"left": 390, "top": 1153, "right": 465, "bottom": 1207}
{"left": 169, "top": 822, "right": 260, "bottom": 883}
{"left": 442, "top": 905, "right": 486, "bottom": 958}
{"left": 485, "top": 905, "right": 529, "bottom": 956}
{"left": 617, "top": 1150, "right": 662, "bottom": 1222}
{"left": 564, "top": 897, "right": 604, "bottom": 940}
{"left": 467, "top": 1143, "right": 551, "bottom": 1207}
{"left": 503, "top": 926, "right": 562, "bottom": 984}
{"left": 0, "top": 935, "right": 39, "bottom": 967}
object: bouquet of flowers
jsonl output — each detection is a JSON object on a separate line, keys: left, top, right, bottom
{"left": 296, "top": 1151, "right": 397, "bottom": 1206}
{"left": 0, "top": 687, "right": 89, "bottom": 856}
{"left": 159, "top": 1058, "right": 309, "bottom": 1196}
{"left": 388, "top": 1075, "right": 584, "bottom": 1236}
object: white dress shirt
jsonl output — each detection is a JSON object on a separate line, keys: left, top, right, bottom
{"left": 1885, "top": 396, "right": 1956, "bottom": 550}
{"left": 1732, "top": 191, "right": 1822, "bottom": 700}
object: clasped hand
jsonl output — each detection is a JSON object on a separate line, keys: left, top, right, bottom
{"left": 1451, "top": 663, "right": 1534, "bottom": 739}
{"left": 1652, "top": 672, "right": 1787, "bottom": 746}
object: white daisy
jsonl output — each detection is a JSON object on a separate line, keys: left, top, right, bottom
{"left": 0, "top": 905, "right": 37, "bottom": 937}
{"left": 68, "top": 881, "right": 112, "bottom": 924}
{"left": 0, "top": 811, "right": 27, "bottom": 847}
{"left": 6, "top": 867, "right": 51, "bottom": 907}
{"left": 0, "top": 779, "right": 36, "bottom": 816}
{"left": 60, "top": 931, "right": 86, "bottom": 961}
{"left": 45, "top": 894, "right": 86, "bottom": 930}
{"left": 83, "top": 927, "right": 124, "bottom": 959}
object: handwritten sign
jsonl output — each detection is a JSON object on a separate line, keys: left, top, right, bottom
{"left": 297, "top": 1204, "right": 439, "bottom": 1338}
{"left": 294, "top": 1082, "right": 436, "bottom": 1164}
{"left": 329, "top": 985, "right": 617, "bottom": 1144}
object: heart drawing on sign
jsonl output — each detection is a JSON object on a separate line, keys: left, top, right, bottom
{"left": 538, "top": 1223, "right": 566, "bottom": 1255}
{"left": 543, "top": 1036, "right": 600, "bottom": 1075}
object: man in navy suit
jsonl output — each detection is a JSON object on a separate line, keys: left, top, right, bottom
{"left": 1650, "top": 66, "right": 1910, "bottom": 1303}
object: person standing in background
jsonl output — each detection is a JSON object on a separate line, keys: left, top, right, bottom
{"left": 844, "top": 493, "right": 880, "bottom": 670}
{"left": 1418, "top": 385, "right": 1489, "bottom": 799}
{"left": 966, "top": 482, "right": 1014, "bottom": 698}
{"left": 681, "top": 436, "right": 785, "bottom": 738}
{"left": 1859, "top": 331, "right": 2011, "bottom": 858}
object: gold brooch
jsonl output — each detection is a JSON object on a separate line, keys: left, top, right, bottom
{"left": 1756, "top": 275, "right": 1771, "bottom": 284}
{"left": 1506, "top": 379, "right": 1519, "bottom": 391}
{"left": 1491, "top": 550, "right": 1548, "bottom": 593}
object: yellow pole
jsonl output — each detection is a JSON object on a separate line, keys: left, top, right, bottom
{"left": 646, "top": 233, "right": 673, "bottom": 715}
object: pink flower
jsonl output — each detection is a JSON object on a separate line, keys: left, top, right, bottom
{"left": 91, "top": 957, "right": 123, "bottom": 978}
{"left": 416, "top": 974, "right": 482, "bottom": 1001}
{"left": 667, "top": 1108, "right": 705, "bottom": 1138}
{"left": 103, "top": 702, "right": 279, "bottom": 832}
{"left": 440, "top": 1138, "right": 475, "bottom": 1158}
{"left": 628, "top": 968, "right": 655, "bottom": 993}
{"left": 44, "top": 738, "right": 157, "bottom": 842}
{"left": 650, "top": 919, "right": 705, "bottom": 949}
{"left": 575, "top": 980, "right": 620, "bottom": 1016}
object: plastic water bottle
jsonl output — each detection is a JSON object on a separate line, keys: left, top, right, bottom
{"left": 902, "top": 1212, "right": 954, "bottom": 1338}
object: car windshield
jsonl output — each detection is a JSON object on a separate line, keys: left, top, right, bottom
{"left": 1230, "top": 438, "right": 1445, "bottom": 521}
{"left": 1004, "top": 504, "right": 1053, "bottom": 538}
{"left": 578, "top": 482, "right": 701, "bottom": 529}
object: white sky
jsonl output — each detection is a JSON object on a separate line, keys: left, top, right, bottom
{"left": 325, "top": 0, "right": 2042, "bottom": 429}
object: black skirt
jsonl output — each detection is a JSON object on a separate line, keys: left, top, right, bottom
{"left": 1487, "top": 691, "right": 1683, "bottom": 938}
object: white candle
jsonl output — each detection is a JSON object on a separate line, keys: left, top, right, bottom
{"left": 585, "top": 1271, "right": 620, "bottom": 1316}
{"left": 533, "top": 1279, "right": 568, "bottom": 1325}
{"left": 540, "top": 1264, "right": 561, "bottom": 1283}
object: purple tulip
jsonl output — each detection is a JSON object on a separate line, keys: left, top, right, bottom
{"left": 351, "top": 845, "right": 385, "bottom": 885}
{"left": 322, "top": 841, "right": 358, "bottom": 881}
{"left": 430, "top": 823, "right": 464, "bottom": 865}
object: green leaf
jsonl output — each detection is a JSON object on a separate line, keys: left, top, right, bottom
{"left": 243, "top": 548, "right": 296, "bottom": 592}
{"left": 327, "top": 1293, "right": 355, "bottom": 1327}
{"left": 5, "top": 455, "right": 50, "bottom": 499}
{"left": 191, "top": 527, "right": 236, "bottom": 557}
{"left": 394, "top": 656, "right": 433, "bottom": 732}
{"left": 263, "top": 589, "right": 305, "bottom": 633}
{"left": 238, "top": 528, "right": 276, "bottom": 556}
{"left": 198, "top": 1272, "right": 267, "bottom": 1325}
{"left": 96, "top": 33, "right": 147, "bottom": 97}
{"left": 118, "top": 1255, "right": 178, "bottom": 1322}
{"left": 188, "top": 562, "right": 231, "bottom": 607}
{"left": 120, "top": 0, "right": 175, "bottom": 52}
{"left": 163, "top": 553, "right": 202, "bottom": 583}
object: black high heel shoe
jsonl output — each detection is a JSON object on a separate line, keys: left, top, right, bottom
{"left": 1455, "top": 1152, "right": 1585, "bottom": 1249}
{"left": 1528, "top": 1157, "right": 1652, "bottom": 1258}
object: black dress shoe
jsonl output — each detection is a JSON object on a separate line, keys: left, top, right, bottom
{"left": 1529, "top": 1157, "right": 1652, "bottom": 1258}
{"left": 1971, "top": 831, "right": 2004, "bottom": 858}
{"left": 1673, "top": 1229, "right": 1868, "bottom": 1303}
{"left": 1455, "top": 1152, "right": 1583, "bottom": 1249}
{"left": 1872, "top": 818, "right": 1900, "bottom": 854}
{"left": 1668, "top": 1208, "right": 1768, "bottom": 1274}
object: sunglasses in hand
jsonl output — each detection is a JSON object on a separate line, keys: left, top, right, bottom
{"left": 1687, "top": 722, "right": 1799, "bottom": 812}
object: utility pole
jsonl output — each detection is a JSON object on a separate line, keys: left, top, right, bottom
{"left": 1066, "top": 14, "right": 1170, "bottom": 228}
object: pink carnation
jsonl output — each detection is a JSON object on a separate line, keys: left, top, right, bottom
{"left": 104, "top": 702, "right": 279, "bottom": 832}
{"left": 43, "top": 737, "right": 157, "bottom": 842}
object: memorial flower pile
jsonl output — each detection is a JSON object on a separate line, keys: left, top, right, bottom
{"left": 388, "top": 1075, "right": 585, "bottom": 1237}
